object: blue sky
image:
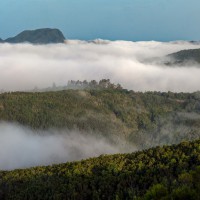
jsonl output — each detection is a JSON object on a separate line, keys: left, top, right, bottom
{"left": 0, "top": 0, "right": 200, "bottom": 41}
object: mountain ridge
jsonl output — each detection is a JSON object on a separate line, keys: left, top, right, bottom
{"left": 1, "top": 28, "right": 65, "bottom": 44}
{"left": 167, "top": 48, "right": 200, "bottom": 65}
{"left": 0, "top": 86, "right": 200, "bottom": 149}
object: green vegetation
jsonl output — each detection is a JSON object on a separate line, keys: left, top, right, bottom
{"left": 32, "top": 79, "right": 123, "bottom": 92}
{"left": 0, "top": 87, "right": 200, "bottom": 148}
{"left": 167, "top": 48, "right": 200, "bottom": 65}
{"left": 0, "top": 82, "right": 200, "bottom": 199}
{"left": 0, "top": 139, "right": 200, "bottom": 199}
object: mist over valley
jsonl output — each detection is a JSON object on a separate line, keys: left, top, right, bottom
{"left": 0, "top": 40, "right": 200, "bottom": 92}
{"left": 1, "top": 36, "right": 200, "bottom": 170}
{"left": 1, "top": 0, "right": 200, "bottom": 197}
{"left": 0, "top": 86, "right": 200, "bottom": 170}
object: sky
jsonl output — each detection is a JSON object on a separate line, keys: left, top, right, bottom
{"left": 0, "top": 0, "right": 200, "bottom": 41}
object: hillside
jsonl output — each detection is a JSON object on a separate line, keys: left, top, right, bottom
{"left": 166, "top": 48, "right": 200, "bottom": 65}
{"left": 0, "top": 85, "right": 200, "bottom": 149}
{"left": 0, "top": 139, "right": 200, "bottom": 199}
{"left": 4, "top": 28, "right": 65, "bottom": 44}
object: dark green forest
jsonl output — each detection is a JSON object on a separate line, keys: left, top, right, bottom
{"left": 1, "top": 85, "right": 200, "bottom": 199}
{"left": 0, "top": 86, "right": 200, "bottom": 148}
{"left": 0, "top": 139, "right": 200, "bottom": 199}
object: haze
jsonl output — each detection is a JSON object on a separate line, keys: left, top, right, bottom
{"left": 0, "top": 122, "right": 135, "bottom": 170}
{"left": 0, "top": 41, "right": 200, "bottom": 92}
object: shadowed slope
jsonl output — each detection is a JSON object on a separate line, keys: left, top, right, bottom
{"left": 4, "top": 28, "right": 65, "bottom": 44}
{"left": 0, "top": 89, "right": 200, "bottom": 149}
{"left": 166, "top": 48, "right": 200, "bottom": 65}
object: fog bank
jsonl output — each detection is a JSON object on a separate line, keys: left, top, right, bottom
{"left": 0, "top": 122, "right": 134, "bottom": 170}
{"left": 0, "top": 40, "right": 200, "bottom": 92}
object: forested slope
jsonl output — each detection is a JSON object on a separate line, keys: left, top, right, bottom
{"left": 0, "top": 139, "right": 200, "bottom": 199}
{"left": 166, "top": 48, "right": 200, "bottom": 65}
{"left": 0, "top": 88, "right": 200, "bottom": 148}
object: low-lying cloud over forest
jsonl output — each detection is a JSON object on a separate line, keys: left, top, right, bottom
{"left": 1, "top": 40, "right": 200, "bottom": 169}
{"left": 0, "top": 122, "right": 134, "bottom": 170}
{"left": 0, "top": 40, "right": 200, "bottom": 92}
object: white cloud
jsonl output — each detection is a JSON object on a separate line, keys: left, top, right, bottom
{"left": 0, "top": 122, "right": 134, "bottom": 170}
{"left": 0, "top": 40, "right": 200, "bottom": 92}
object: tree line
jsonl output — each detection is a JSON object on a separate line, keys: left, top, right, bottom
{"left": 0, "top": 139, "right": 200, "bottom": 199}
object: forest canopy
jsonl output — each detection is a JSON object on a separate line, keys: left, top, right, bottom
{"left": 0, "top": 139, "right": 200, "bottom": 199}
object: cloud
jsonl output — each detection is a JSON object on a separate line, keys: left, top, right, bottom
{"left": 0, "top": 40, "right": 200, "bottom": 92}
{"left": 1, "top": 41, "right": 200, "bottom": 170}
{"left": 0, "top": 122, "right": 134, "bottom": 170}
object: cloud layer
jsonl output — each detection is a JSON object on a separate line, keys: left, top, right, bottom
{"left": 0, "top": 122, "right": 134, "bottom": 170}
{"left": 0, "top": 40, "right": 200, "bottom": 92}
{"left": 1, "top": 41, "right": 200, "bottom": 170}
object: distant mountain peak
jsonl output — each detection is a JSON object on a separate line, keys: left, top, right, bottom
{"left": 4, "top": 28, "right": 66, "bottom": 44}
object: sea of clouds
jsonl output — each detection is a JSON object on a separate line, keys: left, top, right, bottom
{"left": 1, "top": 40, "right": 200, "bottom": 170}
{"left": 0, "top": 40, "right": 200, "bottom": 92}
